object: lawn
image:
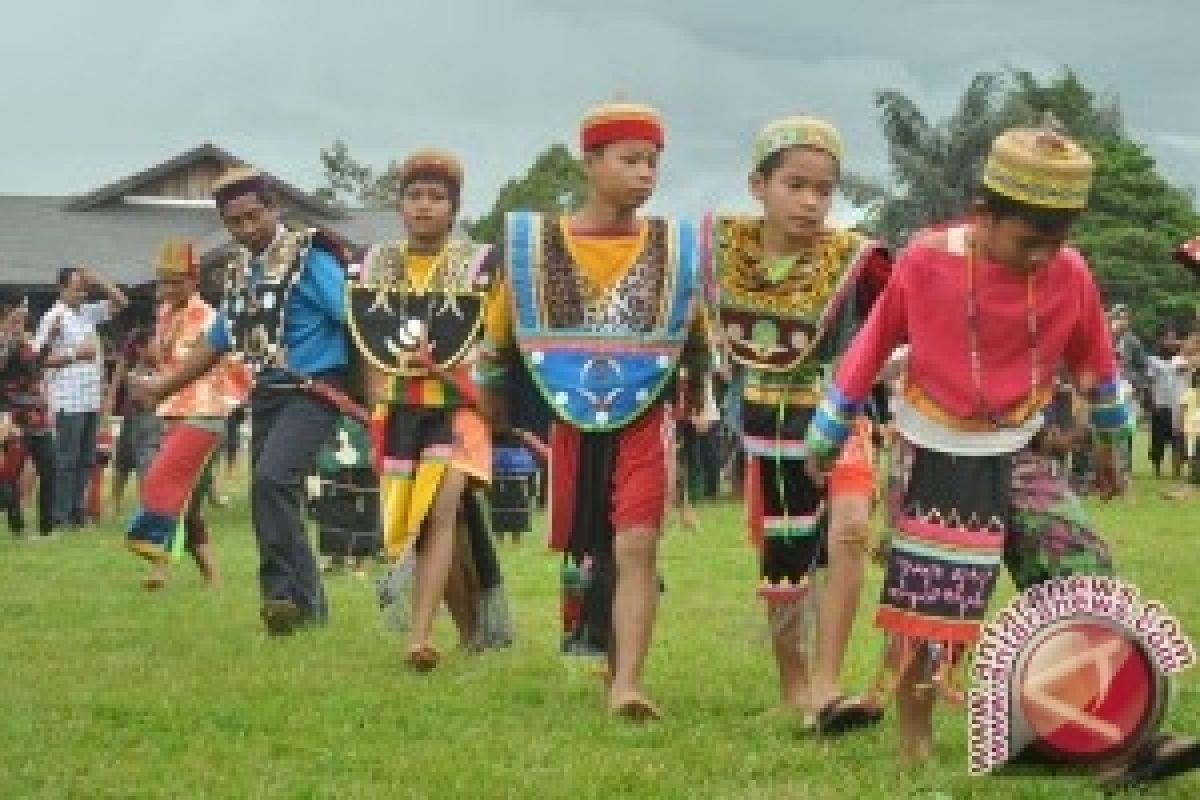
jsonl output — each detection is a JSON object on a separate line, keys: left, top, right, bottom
{"left": 0, "top": 458, "right": 1196, "bottom": 799}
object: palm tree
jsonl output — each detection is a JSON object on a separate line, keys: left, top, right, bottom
{"left": 846, "top": 68, "right": 1122, "bottom": 247}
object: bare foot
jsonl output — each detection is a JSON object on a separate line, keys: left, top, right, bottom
{"left": 898, "top": 739, "right": 933, "bottom": 767}
{"left": 405, "top": 643, "right": 440, "bottom": 672}
{"left": 609, "top": 689, "right": 662, "bottom": 721}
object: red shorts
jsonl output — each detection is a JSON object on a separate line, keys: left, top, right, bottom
{"left": 548, "top": 402, "right": 670, "bottom": 551}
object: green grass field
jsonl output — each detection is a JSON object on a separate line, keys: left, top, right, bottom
{"left": 0, "top": 460, "right": 1196, "bottom": 799}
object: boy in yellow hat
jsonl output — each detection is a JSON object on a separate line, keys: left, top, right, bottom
{"left": 806, "top": 124, "right": 1125, "bottom": 762}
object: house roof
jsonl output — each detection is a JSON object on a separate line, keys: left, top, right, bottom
{"left": 62, "top": 142, "right": 347, "bottom": 219}
{"left": 0, "top": 143, "right": 404, "bottom": 290}
{"left": 0, "top": 197, "right": 401, "bottom": 289}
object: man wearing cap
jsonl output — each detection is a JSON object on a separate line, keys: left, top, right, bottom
{"left": 349, "top": 149, "right": 512, "bottom": 669}
{"left": 805, "top": 124, "right": 1127, "bottom": 763}
{"left": 126, "top": 240, "right": 249, "bottom": 590}
{"left": 706, "top": 115, "right": 891, "bottom": 733}
{"left": 134, "top": 169, "right": 349, "bottom": 634}
{"left": 476, "top": 101, "right": 709, "bottom": 720}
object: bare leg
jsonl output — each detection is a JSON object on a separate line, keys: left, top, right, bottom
{"left": 811, "top": 494, "right": 871, "bottom": 711}
{"left": 190, "top": 542, "right": 219, "bottom": 587}
{"left": 896, "top": 651, "right": 935, "bottom": 765}
{"left": 770, "top": 600, "right": 812, "bottom": 716}
{"left": 406, "top": 469, "right": 468, "bottom": 668}
{"left": 443, "top": 525, "right": 479, "bottom": 649}
{"left": 143, "top": 557, "right": 168, "bottom": 590}
{"left": 609, "top": 528, "right": 662, "bottom": 719}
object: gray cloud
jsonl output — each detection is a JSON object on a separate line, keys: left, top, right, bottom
{"left": 2, "top": 0, "right": 1195, "bottom": 222}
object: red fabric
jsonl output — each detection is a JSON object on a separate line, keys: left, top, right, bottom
{"left": 580, "top": 119, "right": 664, "bottom": 151}
{"left": 745, "top": 456, "right": 764, "bottom": 548}
{"left": 853, "top": 245, "right": 893, "bottom": 313}
{"left": 548, "top": 402, "right": 670, "bottom": 551}
{"left": 875, "top": 606, "right": 982, "bottom": 645}
{"left": 834, "top": 227, "right": 1119, "bottom": 417}
{"left": 368, "top": 409, "right": 387, "bottom": 474}
{"left": 0, "top": 439, "right": 27, "bottom": 483}
{"left": 140, "top": 423, "right": 221, "bottom": 517}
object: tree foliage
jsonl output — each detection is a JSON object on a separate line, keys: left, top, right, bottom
{"left": 465, "top": 144, "right": 587, "bottom": 244}
{"left": 853, "top": 67, "right": 1198, "bottom": 334}
{"left": 312, "top": 140, "right": 400, "bottom": 209}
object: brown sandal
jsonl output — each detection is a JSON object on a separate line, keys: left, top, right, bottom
{"left": 405, "top": 644, "right": 441, "bottom": 672}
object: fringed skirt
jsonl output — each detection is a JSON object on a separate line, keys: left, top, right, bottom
{"left": 872, "top": 436, "right": 1114, "bottom": 703}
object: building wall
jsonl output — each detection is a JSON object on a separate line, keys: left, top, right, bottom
{"left": 136, "top": 159, "right": 227, "bottom": 200}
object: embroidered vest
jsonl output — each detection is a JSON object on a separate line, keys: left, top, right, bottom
{"left": 347, "top": 238, "right": 493, "bottom": 376}
{"left": 222, "top": 227, "right": 324, "bottom": 374}
{"left": 506, "top": 212, "right": 698, "bottom": 432}
{"left": 708, "top": 215, "right": 881, "bottom": 373}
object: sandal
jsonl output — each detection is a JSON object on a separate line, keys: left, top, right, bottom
{"left": 1100, "top": 734, "right": 1200, "bottom": 794}
{"left": 405, "top": 643, "right": 441, "bottom": 673}
{"left": 816, "top": 695, "right": 884, "bottom": 737}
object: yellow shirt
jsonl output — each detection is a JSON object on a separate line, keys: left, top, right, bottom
{"left": 404, "top": 253, "right": 438, "bottom": 291}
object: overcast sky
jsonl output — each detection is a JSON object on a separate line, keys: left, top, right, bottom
{"left": 1, "top": 0, "right": 1196, "bottom": 222}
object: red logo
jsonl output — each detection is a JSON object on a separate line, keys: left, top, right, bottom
{"left": 1015, "top": 617, "right": 1162, "bottom": 764}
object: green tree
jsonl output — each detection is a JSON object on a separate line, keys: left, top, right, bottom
{"left": 852, "top": 67, "right": 1198, "bottom": 336}
{"left": 1005, "top": 67, "right": 1123, "bottom": 142}
{"left": 843, "top": 70, "right": 1031, "bottom": 244}
{"left": 466, "top": 144, "right": 588, "bottom": 244}
{"left": 1071, "top": 138, "right": 1200, "bottom": 335}
{"left": 313, "top": 140, "right": 400, "bottom": 209}
{"left": 847, "top": 68, "right": 1126, "bottom": 246}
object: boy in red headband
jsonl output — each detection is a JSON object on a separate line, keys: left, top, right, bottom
{"left": 477, "top": 101, "right": 709, "bottom": 720}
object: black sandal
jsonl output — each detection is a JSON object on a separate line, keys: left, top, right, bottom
{"left": 816, "top": 696, "right": 884, "bottom": 737}
{"left": 1100, "top": 734, "right": 1200, "bottom": 794}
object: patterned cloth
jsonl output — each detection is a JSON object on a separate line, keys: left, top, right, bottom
{"left": 353, "top": 239, "right": 498, "bottom": 562}
{"left": 155, "top": 294, "right": 250, "bottom": 418}
{"left": 871, "top": 435, "right": 1114, "bottom": 700}
{"left": 127, "top": 420, "right": 224, "bottom": 562}
{"left": 31, "top": 301, "right": 110, "bottom": 414}
{"left": 807, "top": 224, "right": 1126, "bottom": 460}
{"left": 371, "top": 406, "right": 490, "bottom": 561}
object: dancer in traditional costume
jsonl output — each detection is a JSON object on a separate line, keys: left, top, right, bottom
{"left": 349, "top": 149, "right": 512, "bottom": 669}
{"left": 707, "top": 116, "right": 891, "bottom": 732}
{"left": 805, "top": 123, "right": 1127, "bottom": 764}
{"left": 134, "top": 168, "right": 356, "bottom": 634}
{"left": 126, "top": 241, "right": 249, "bottom": 589}
{"left": 476, "top": 101, "right": 709, "bottom": 719}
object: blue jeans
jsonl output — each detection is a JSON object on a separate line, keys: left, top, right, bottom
{"left": 53, "top": 411, "right": 97, "bottom": 526}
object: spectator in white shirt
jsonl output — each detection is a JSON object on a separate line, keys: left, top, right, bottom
{"left": 32, "top": 267, "right": 127, "bottom": 528}
{"left": 1145, "top": 332, "right": 1188, "bottom": 480}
